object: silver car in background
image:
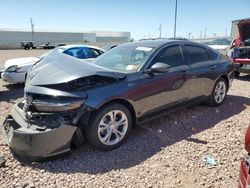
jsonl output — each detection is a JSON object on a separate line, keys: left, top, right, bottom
{"left": 1, "top": 45, "right": 104, "bottom": 84}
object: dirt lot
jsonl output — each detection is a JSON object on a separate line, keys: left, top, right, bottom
{"left": 0, "top": 49, "right": 250, "bottom": 187}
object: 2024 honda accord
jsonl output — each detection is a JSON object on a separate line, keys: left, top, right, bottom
{"left": 3, "top": 39, "right": 234, "bottom": 160}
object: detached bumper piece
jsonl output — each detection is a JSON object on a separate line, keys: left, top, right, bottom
{"left": 238, "top": 156, "right": 250, "bottom": 188}
{"left": 2, "top": 100, "right": 80, "bottom": 161}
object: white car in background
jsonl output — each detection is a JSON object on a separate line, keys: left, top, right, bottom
{"left": 207, "top": 38, "right": 232, "bottom": 55}
{"left": 1, "top": 45, "right": 104, "bottom": 84}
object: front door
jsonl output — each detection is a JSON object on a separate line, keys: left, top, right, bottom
{"left": 138, "top": 44, "right": 190, "bottom": 116}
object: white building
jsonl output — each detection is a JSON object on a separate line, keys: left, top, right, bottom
{"left": 0, "top": 29, "right": 130, "bottom": 48}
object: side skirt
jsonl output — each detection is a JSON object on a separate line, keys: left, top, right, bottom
{"left": 137, "top": 96, "right": 209, "bottom": 125}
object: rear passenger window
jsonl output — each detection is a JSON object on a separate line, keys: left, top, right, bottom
{"left": 208, "top": 49, "right": 219, "bottom": 60}
{"left": 152, "top": 45, "right": 183, "bottom": 68}
{"left": 186, "top": 45, "right": 210, "bottom": 64}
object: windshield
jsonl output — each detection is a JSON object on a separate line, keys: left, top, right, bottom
{"left": 209, "top": 38, "right": 232, "bottom": 45}
{"left": 93, "top": 45, "right": 155, "bottom": 73}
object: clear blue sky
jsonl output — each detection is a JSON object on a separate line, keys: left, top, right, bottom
{"left": 0, "top": 0, "right": 249, "bottom": 39}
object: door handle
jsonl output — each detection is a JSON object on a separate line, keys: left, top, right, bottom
{"left": 210, "top": 65, "right": 216, "bottom": 70}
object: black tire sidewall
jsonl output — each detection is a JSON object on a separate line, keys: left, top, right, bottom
{"left": 86, "top": 103, "right": 132, "bottom": 150}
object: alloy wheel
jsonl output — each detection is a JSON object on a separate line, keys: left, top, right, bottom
{"left": 214, "top": 81, "right": 226, "bottom": 104}
{"left": 98, "top": 110, "right": 128, "bottom": 146}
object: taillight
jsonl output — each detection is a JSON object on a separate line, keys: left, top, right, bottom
{"left": 245, "top": 126, "right": 250, "bottom": 153}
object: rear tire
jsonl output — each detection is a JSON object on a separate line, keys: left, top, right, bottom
{"left": 86, "top": 103, "right": 132, "bottom": 150}
{"left": 207, "top": 77, "right": 228, "bottom": 106}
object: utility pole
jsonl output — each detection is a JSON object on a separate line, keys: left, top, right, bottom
{"left": 213, "top": 33, "right": 216, "bottom": 38}
{"left": 174, "top": 0, "right": 177, "bottom": 38}
{"left": 159, "top": 24, "right": 162, "bottom": 38}
{"left": 188, "top": 32, "right": 191, "bottom": 39}
{"left": 204, "top": 27, "right": 207, "bottom": 39}
{"left": 200, "top": 31, "right": 203, "bottom": 43}
{"left": 30, "top": 18, "right": 35, "bottom": 41}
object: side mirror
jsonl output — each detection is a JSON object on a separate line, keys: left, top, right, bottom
{"left": 148, "top": 62, "right": 170, "bottom": 73}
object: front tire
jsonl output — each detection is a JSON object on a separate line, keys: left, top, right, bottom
{"left": 207, "top": 77, "right": 227, "bottom": 106}
{"left": 86, "top": 103, "right": 132, "bottom": 150}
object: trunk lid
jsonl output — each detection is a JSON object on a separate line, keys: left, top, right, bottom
{"left": 237, "top": 19, "right": 250, "bottom": 45}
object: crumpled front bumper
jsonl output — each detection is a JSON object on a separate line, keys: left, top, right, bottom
{"left": 2, "top": 100, "right": 78, "bottom": 161}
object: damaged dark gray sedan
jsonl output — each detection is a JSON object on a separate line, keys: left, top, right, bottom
{"left": 3, "top": 40, "right": 234, "bottom": 161}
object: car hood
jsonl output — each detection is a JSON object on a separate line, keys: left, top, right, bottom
{"left": 4, "top": 57, "right": 40, "bottom": 68}
{"left": 237, "top": 19, "right": 250, "bottom": 44}
{"left": 208, "top": 45, "right": 229, "bottom": 50}
{"left": 28, "top": 51, "right": 126, "bottom": 86}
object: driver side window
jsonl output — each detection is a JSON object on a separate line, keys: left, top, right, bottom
{"left": 151, "top": 45, "right": 183, "bottom": 68}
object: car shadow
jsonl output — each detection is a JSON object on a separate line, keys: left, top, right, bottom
{"left": 236, "top": 74, "right": 250, "bottom": 81}
{"left": 0, "top": 83, "right": 24, "bottom": 102}
{"left": 19, "top": 94, "right": 250, "bottom": 174}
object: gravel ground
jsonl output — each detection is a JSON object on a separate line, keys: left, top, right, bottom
{"left": 0, "top": 50, "right": 250, "bottom": 187}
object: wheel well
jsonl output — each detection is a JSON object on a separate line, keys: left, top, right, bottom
{"left": 70, "top": 128, "right": 85, "bottom": 150}
{"left": 91, "top": 99, "right": 137, "bottom": 127}
{"left": 220, "top": 75, "right": 229, "bottom": 91}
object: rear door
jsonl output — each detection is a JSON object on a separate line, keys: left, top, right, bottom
{"left": 183, "top": 44, "right": 216, "bottom": 99}
{"left": 139, "top": 44, "right": 190, "bottom": 115}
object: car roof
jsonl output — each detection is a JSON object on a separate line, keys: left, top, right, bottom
{"left": 60, "top": 44, "right": 104, "bottom": 52}
{"left": 120, "top": 39, "right": 205, "bottom": 49}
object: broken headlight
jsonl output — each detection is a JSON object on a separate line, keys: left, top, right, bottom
{"left": 29, "top": 95, "right": 85, "bottom": 112}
